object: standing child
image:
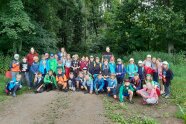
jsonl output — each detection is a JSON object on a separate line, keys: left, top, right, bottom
{"left": 88, "top": 55, "right": 95, "bottom": 76}
{"left": 102, "top": 59, "right": 110, "bottom": 91}
{"left": 58, "top": 47, "right": 66, "bottom": 61}
{"left": 109, "top": 56, "right": 116, "bottom": 74}
{"left": 156, "top": 58, "right": 164, "bottom": 94}
{"left": 119, "top": 79, "right": 135, "bottom": 105}
{"left": 152, "top": 57, "right": 158, "bottom": 82}
{"left": 107, "top": 74, "right": 117, "bottom": 99}
{"left": 82, "top": 74, "right": 93, "bottom": 94}
{"left": 137, "top": 60, "right": 145, "bottom": 87}
{"left": 162, "top": 61, "right": 173, "bottom": 98}
{"left": 71, "top": 54, "right": 80, "bottom": 77}
{"left": 116, "top": 58, "right": 126, "bottom": 84}
{"left": 57, "top": 60, "right": 65, "bottom": 74}
{"left": 44, "top": 70, "right": 57, "bottom": 91}
{"left": 56, "top": 68, "right": 68, "bottom": 92}
{"left": 39, "top": 55, "right": 50, "bottom": 77}
{"left": 79, "top": 56, "right": 87, "bottom": 71}
{"left": 93, "top": 57, "right": 102, "bottom": 78}
{"left": 94, "top": 73, "right": 105, "bottom": 95}
{"left": 49, "top": 54, "right": 58, "bottom": 75}
{"left": 68, "top": 72, "right": 76, "bottom": 91}
{"left": 5, "top": 74, "right": 22, "bottom": 97}
{"left": 20, "top": 57, "right": 30, "bottom": 87}
{"left": 126, "top": 58, "right": 138, "bottom": 80}
{"left": 65, "top": 54, "right": 72, "bottom": 79}
{"left": 11, "top": 54, "right": 20, "bottom": 80}
{"left": 30, "top": 56, "right": 40, "bottom": 87}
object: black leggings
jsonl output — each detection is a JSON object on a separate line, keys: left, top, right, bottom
{"left": 45, "top": 83, "right": 53, "bottom": 91}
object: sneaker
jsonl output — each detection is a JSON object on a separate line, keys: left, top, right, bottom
{"left": 165, "top": 95, "right": 170, "bottom": 99}
{"left": 12, "top": 93, "right": 16, "bottom": 97}
{"left": 95, "top": 90, "right": 98, "bottom": 95}
{"left": 161, "top": 93, "right": 166, "bottom": 97}
{"left": 129, "top": 100, "right": 134, "bottom": 104}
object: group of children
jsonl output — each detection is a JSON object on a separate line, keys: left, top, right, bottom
{"left": 5, "top": 47, "right": 174, "bottom": 105}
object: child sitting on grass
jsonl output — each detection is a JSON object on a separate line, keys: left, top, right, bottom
{"left": 5, "top": 74, "right": 22, "bottom": 97}
{"left": 107, "top": 74, "right": 117, "bottom": 99}
{"left": 68, "top": 72, "right": 76, "bottom": 91}
{"left": 44, "top": 70, "right": 57, "bottom": 92}
{"left": 33, "top": 72, "right": 44, "bottom": 93}
{"left": 56, "top": 68, "right": 68, "bottom": 92}
{"left": 137, "top": 83, "right": 158, "bottom": 105}
{"left": 119, "top": 79, "right": 135, "bottom": 105}
{"left": 94, "top": 73, "right": 105, "bottom": 95}
{"left": 82, "top": 74, "right": 93, "bottom": 94}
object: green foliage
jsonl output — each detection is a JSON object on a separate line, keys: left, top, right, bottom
{"left": 0, "top": 54, "right": 12, "bottom": 74}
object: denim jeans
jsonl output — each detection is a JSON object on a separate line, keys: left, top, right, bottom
{"left": 164, "top": 83, "right": 170, "bottom": 96}
{"left": 21, "top": 72, "right": 30, "bottom": 87}
{"left": 11, "top": 72, "right": 19, "bottom": 80}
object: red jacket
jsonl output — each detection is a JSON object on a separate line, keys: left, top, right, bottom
{"left": 26, "top": 52, "right": 38, "bottom": 66}
{"left": 79, "top": 61, "right": 88, "bottom": 70}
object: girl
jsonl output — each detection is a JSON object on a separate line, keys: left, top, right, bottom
{"left": 156, "top": 58, "right": 164, "bottom": 94}
{"left": 68, "top": 72, "right": 76, "bottom": 91}
{"left": 109, "top": 56, "right": 116, "bottom": 74}
{"left": 137, "top": 60, "right": 145, "bottom": 87}
{"left": 58, "top": 47, "right": 66, "bottom": 60}
{"left": 71, "top": 54, "right": 80, "bottom": 77}
{"left": 20, "top": 57, "right": 30, "bottom": 87}
{"left": 152, "top": 57, "right": 158, "bottom": 82}
{"left": 65, "top": 54, "right": 72, "bottom": 79}
{"left": 93, "top": 57, "right": 102, "bottom": 78}
{"left": 88, "top": 55, "right": 95, "bottom": 76}
{"left": 79, "top": 56, "right": 88, "bottom": 71}
{"left": 137, "top": 83, "right": 158, "bottom": 105}
{"left": 39, "top": 54, "right": 50, "bottom": 77}
{"left": 57, "top": 60, "right": 65, "bottom": 74}
{"left": 126, "top": 58, "right": 138, "bottom": 80}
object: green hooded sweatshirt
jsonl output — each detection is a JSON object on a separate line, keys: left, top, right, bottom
{"left": 49, "top": 59, "right": 57, "bottom": 73}
{"left": 119, "top": 84, "right": 134, "bottom": 102}
{"left": 44, "top": 74, "right": 57, "bottom": 88}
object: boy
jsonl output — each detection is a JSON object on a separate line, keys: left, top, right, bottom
{"left": 126, "top": 58, "right": 138, "bottom": 80}
{"left": 102, "top": 59, "right": 110, "bottom": 91}
{"left": 130, "top": 73, "right": 142, "bottom": 91}
{"left": 33, "top": 72, "right": 44, "bottom": 93}
{"left": 107, "top": 74, "right": 117, "bottom": 99}
{"left": 88, "top": 55, "right": 95, "bottom": 76}
{"left": 6, "top": 74, "right": 22, "bottom": 97}
{"left": 71, "top": 54, "right": 80, "bottom": 77}
{"left": 137, "top": 60, "right": 145, "bottom": 87}
{"left": 93, "top": 57, "right": 102, "bottom": 78}
{"left": 11, "top": 54, "right": 20, "bottom": 80}
{"left": 57, "top": 60, "right": 65, "bottom": 74}
{"left": 116, "top": 58, "right": 126, "bottom": 84}
{"left": 82, "top": 74, "right": 93, "bottom": 94}
{"left": 30, "top": 56, "right": 40, "bottom": 87}
{"left": 68, "top": 72, "right": 76, "bottom": 91}
{"left": 75, "top": 71, "right": 84, "bottom": 91}
{"left": 94, "top": 73, "right": 105, "bottom": 95}
{"left": 56, "top": 68, "right": 68, "bottom": 92}
{"left": 109, "top": 56, "right": 116, "bottom": 74}
{"left": 49, "top": 54, "right": 58, "bottom": 75}
{"left": 20, "top": 57, "right": 30, "bottom": 87}
{"left": 79, "top": 56, "right": 88, "bottom": 71}
{"left": 44, "top": 70, "right": 57, "bottom": 92}
{"left": 39, "top": 54, "right": 50, "bottom": 77}
{"left": 119, "top": 79, "right": 135, "bottom": 105}
{"left": 162, "top": 61, "right": 173, "bottom": 98}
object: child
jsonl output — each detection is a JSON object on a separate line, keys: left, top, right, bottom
{"left": 88, "top": 55, "right": 95, "bottom": 75}
{"left": 39, "top": 55, "right": 50, "bottom": 77}
{"left": 107, "top": 74, "right": 117, "bottom": 99}
{"left": 119, "top": 79, "right": 135, "bottom": 105}
{"left": 56, "top": 68, "right": 68, "bottom": 92}
{"left": 5, "top": 74, "right": 22, "bottom": 97}
{"left": 62, "top": 52, "right": 67, "bottom": 66}
{"left": 11, "top": 54, "right": 20, "bottom": 80}
{"left": 137, "top": 83, "right": 158, "bottom": 105}
{"left": 75, "top": 71, "right": 84, "bottom": 91}
{"left": 156, "top": 58, "right": 164, "bottom": 94}
{"left": 102, "top": 59, "right": 110, "bottom": 90}
{"left": 82, "top": 74, "right": 93, "bottom": 94}
{"left": 20, "top": 57, "right": 30, "bottom": 87}
{"left": 152, "top": 57, "right": 158, "bottom": 82}
{"left": 126, "top": 58, "right": 138, "bottom": 80}
{"left": 68, "top": 72, "right": 76, "bottom": 91}
{"left": 130, "top": 73, "right": 141, "bottom": 91}
{"left": 137, "top": 60, "right": 145, "bottom": 87}
{"left": 116, "top": 58, "right": 126, "bottom": 84}
{"left": 65, "top": 54, "right": 72, "bottom": 78}
{"left": 162, "top": 61, "right": 173, "bottom": 98}
{"left": 49, "top": 54, "right": 58, "bottom": 75}
{"left": 143, "top": 54, "right": 152, "bottom": 67}
{"left": 57, "top": 60, "right": 65, "bottom": 74}
{"left": 79, "top": 56, "right": 88, "bottom": 71}
{"left": 33, "top": 72, "right": 44, "bottom": 93}
{"left": 94, "top": 73, "right": 105, "bottom": 95}
{"left": 58, "top": 47, "right": 66, "bottom": 60}
{"left": 30, "top": 56, "right": 40, "bottom": 87}
{"left": 109, "top": 56, "right": 116, "bottom": 74}
{"left": 44, "top": 70, "right": 57, "bottom": 91}
{"left": 71, "top": 54, "right": 80, "bottom": 77}
{"left": 93, "top": 57, "right": 102, "bottom": 78}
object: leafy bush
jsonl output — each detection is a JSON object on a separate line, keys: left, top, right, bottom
{"left": 0, "top": 54, "right": 12, "bottom": 74}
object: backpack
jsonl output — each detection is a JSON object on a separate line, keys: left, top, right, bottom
{"left": 116, "top": 64, "right": 124, "bottom": 72}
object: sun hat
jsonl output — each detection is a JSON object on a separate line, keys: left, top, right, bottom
{"left": 138, "top": 60, "right": 143, "bottom": 64}
{"left": 147, "top": 54, "right": 151, "bottom": 58}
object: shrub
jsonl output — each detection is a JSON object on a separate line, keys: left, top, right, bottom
{"left": 0, "top": 54, "right": 12, "bottom": 74}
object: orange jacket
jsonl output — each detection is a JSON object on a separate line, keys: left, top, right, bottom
{"left": 56, "top": 74, "right": 67, "bottom": 85}
{"left": 11, "top": 61, "right": 20, "bottom": 72}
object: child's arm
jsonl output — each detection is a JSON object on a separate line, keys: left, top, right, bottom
{"left": 99, "top": 79, "right": 105, "bottom": 91}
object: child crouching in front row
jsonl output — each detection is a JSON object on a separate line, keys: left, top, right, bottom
{"left": 44, "top": 70, "right": 57, "bottom": 92}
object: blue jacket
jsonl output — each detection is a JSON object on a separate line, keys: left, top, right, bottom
{"left": 107, "top": 78, "right": 117, "bottom": 88}
{"left": 130, "top": 77, "right": 141, "bottom": 90}
{"left": 57, "top": 52, "right": 63, "bottom": 60}
{"left": 126, "top": 64, "right": 138, "bottom": 77}
{"left": 109, "top": 62, "right": 116, "bottom": 74}
{"left": 115, "top": 64, "right": 126, "bottom": 78}
{"left": 138, "top": 66, "right": 145, "bottom": 80}
{"left": 7, "top": 80, "right": 21, "bottom": 91}
{"left": 39, "top": 60, "right": 50, "bottom": 74}
{"left": 30, "top": 62, "right": 40, "bottom": 74}
{"left": 94, "top": 77, "right": 105, "bottom": 91}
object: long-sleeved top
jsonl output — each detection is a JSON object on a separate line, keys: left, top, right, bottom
{"left": 94, "top": 77, "right": 105, "bottom": 91}
{"left": 30, "top": 62, "right": 39, "bottom": 74}
{"left": 102, "top": 64, "right": 110, "bottom": 76}
{"left": 119, "top": 84, "right": 134, "bottom": 102}
{"left": 44, "top": 74, "right": 57, "bottom": 87}
{"left": 130, "top": 77, "right": 141, "bottom": 90}
{"left": 107, "top": 78, "right": 117, "bottom": 88}
{"left": 88, "top": 61, "right": 95, "bottom": 75}
{"left": 93, "top": 62, "right": 102, "bottom": 75}
{"left": 20, "top": 62, "right": 29, "bottom": 72}
{"left": 11, "top": 60, "right": 20, "bottom": 72}
{"left": 26, "top": 52, "right": 38, "bottom": 66}
{"left": 138, "top": 66, "right": 145, "bottom": 80}
{"left": 65, "top": 60, "right": 71, "bottom": 68}
{"left": 138, "top": 88, "right": 158, "bottom": 99}
{"left": 49, "top": 58, "right": 58, "bottom": 73}
{"left": 83, "top": 78, "right": 93, "bottom": 91}
{"left": 115, "top": 64, "right": 126, "bottom": 78}
{"left": 109, "top": 62, "right": 116, "bottom": 74}
{"left": 163, "top": 69, "right": 173, "bottom": 85}
{"left": 126, "top": 64, "right": 138, "bottom": 77}
{"left": 39, "top": 60, "right": 50, "bottom": 74}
